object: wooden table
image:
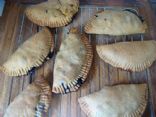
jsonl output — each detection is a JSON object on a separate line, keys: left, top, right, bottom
{"left": 0, "top": 0, "right": 156, "bottom": 117}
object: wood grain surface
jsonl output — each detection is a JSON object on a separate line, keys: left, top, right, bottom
{"left": 0, "top": 1, "right": 156, "bottom": 117}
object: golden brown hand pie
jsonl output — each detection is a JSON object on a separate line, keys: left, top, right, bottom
{"left": 4, "top": 77, "right": 52, "bottom": 117}
{"left": 78, "top": 84, "right": 148, "bottom": 117}
{"left": 25, "top": 0, "right": 79, "bottom": 27}
{"left": 52, "top": 28, "right": 93, "bottom": 94}
{"left": 96, "top": 40, "right": 156, "bottom": 72}
{"left": 0, "top": 28, "right": 54, "bottom": 76}
{"left": 85, "top": 9, "right": 147, "bottom": 35}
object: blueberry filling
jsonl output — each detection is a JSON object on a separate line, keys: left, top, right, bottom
{"left": 28, "top": 52, "right": 53, "bottom": 77}
{"left": 28, "top": 67, "right": 36, "bottom": 74}
{"left": 36, "top": 103, "right": 45, "bottom": 110}
{"left": 28, "top": 67, "right": 36, "bottom": 83}
{"left": 77, "top": 77, "right": 83, "bottom": 86}
{"left": 61, "top": 77, "right": 83, "bottom": 94}
{"left": 66, "top": 85, "right": 70, "bottom": 92}
{"left": 61, "top": 83, "right": 67, "bottom": 94}
{"left": 35, "top": 103, "right": 45, "bottom": 117}
{"left": 47, "top": 51, "right": 54, "bottom": 59}
{"left": 123, "top": 9, "right": 144, "bottom": 22}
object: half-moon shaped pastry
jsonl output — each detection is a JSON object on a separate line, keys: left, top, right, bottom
{"left": 78, "top": 84, "right": 148, "bottom": 117}
{"left": 96, "top": 40, "right": 156, "bottom": 72}
{"left": 25, "top": 0, "right": 79, "bottom": 27}
{"left": 4, "top": 77, "right": 52, "bottom": 117}
{"left": 52, "top": 28, "right": 93, "bottom": 94}
{"left": 0, "top": 28, "right": 54, "bottom": 76}
{"left": 85, "top": 10, "right": 147, "bottom": 35}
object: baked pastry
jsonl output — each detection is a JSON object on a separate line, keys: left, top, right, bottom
{"left": 4, "top": 76, "right": 52, "bottom": 117}
{"left": 78, "top": 84, "right": 148, "bottom": 117}
{"left": 0, "top": 28, "right": 54, "bottom": 76}
{"left": 52, "top": 28, "right": 93, "bottom": 94}
{"left": 85, "top": 9, "right": 147, "bottom": 35}
{"left": 96, "top": 40, "right": 156, "bottom": 72}
{"left": 25, "top": 0, "right": 79, "bottom": 27}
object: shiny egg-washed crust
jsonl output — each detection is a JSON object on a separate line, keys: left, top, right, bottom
{"left": 78, "top": 84, "right": 148, "bottom": 117}
{"left": 96, "top": 40, "right": 156, "bottom": 72}
{"left": 0, "top": 28, "right": 54, "bottom": 76}
{"left": 25, "top": 0, "right": 79, "bottom": 27}
{"left": 4, "top": 77, "right": 52, "bottom": 117}
{"left": 52, "top": 28, "right": 93, "bottom": 94}
{"left": 85, "top": 10, "right": 147, "bottom": 35}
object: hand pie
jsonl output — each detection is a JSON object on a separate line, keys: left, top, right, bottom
{"left": 0, "top": 28, "right": 53, "bottom": 76}
{"left": 96, "top": 40, "right": 156, "bottom": 72}
{"left": 25, "top": 0, "right": 79, "bottom": 27}
{"left": 78, "top": 84, "right": 148, "bottom": 117}
{"left": 85, "top": 9, "right": 147, "bottom": 35}
{"left": 4, "top": 77, "right": 52, "bottom": 117}
{"left": 52, "top": 28, "right": 93, "bottom": 94}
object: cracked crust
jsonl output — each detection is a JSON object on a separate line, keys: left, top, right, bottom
{"left": 25, "top": 0, "right": 79, "bottom": 27}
